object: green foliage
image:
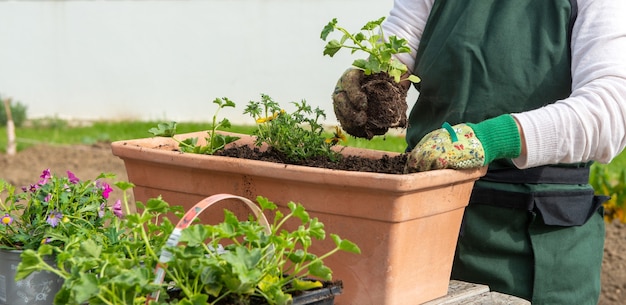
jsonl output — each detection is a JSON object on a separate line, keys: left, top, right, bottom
{"left": 149, "top": 97, "right": 240, "bottom": 155}
{"left": 590, "top": 164, "right": 626, "bottom": 223}
{"left": 15, "top": 185, "right": 181, "bottom": 305}
{"left": 13, "top": 183, "right": 358, "bottom": 304}
{"left": 321, "top": 17, "right": 420, "bottom": 83}
{"left": 244, "top": 94, "right": 345, "bottom": 162}
{"left": 0, "top": 97, "right": 28, "bottom": 127}
{"left": 164, "top": 196, "right": 360, "bottom": 305}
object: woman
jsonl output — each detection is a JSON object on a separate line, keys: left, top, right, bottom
{"left": 333, "top": 0, "right": 626, "bottom": 303}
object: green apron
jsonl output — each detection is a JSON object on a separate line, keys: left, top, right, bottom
{"left": 410, "top": 1, "right": 606, "bottom": 304}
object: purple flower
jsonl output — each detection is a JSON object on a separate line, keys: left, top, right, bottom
{"left": 27, "top": 184, "right": 39, "bottom": 193}
{"left": 44, "top": 193, "right": 52, "bottom": 202}
{"left": 67, "top": 171, "right": 80, "bottom": 184}
{"left": 39, "top": 169, "right": 51, "bottom": 185}
{"left": 101, "top": 183, "right": 113, "bottom": 199}
{"left": 1, "top": 214, "right": 12, "bottom": 225}
{"left": 98, "top": 203, "right": 106, "bottom": 218}
{"left": 113, "top": 200, "right": 123, "bottom": 218}
{"left": 46, "top": 211, "right": 63, "bottom": 227}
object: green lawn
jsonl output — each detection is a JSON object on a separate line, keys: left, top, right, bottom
{"left": 0, "top": 119, "right": 407, "bottom": 153}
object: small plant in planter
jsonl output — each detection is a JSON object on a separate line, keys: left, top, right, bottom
{"left": 320, "top": 17, "right": 421, "bottom": 139}
{"left": 242, "top": 93, "right": 345, "bottom": 163}
{"left": 157, "top": 194, "right": 360, "bottom": 305}
{"left": 149, "top": 97, "right": 240, "bottom": 155}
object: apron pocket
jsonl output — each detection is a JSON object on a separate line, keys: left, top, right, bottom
{"left": 534, "top": 191, "right": 609, "bottom": 226}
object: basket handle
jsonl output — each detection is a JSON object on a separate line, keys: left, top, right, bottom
{"left": 146, "top": 193, "right": 270, "bottom": 303}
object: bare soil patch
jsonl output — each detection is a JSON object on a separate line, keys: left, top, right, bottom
{"left": 1, "top": 143, "right": 624, "bottom": 304}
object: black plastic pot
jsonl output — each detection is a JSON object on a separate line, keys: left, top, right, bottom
{"left": 164, "top": 281, "right": 342, "bottom": 305}
{"left": 293, "top": 281, "right": 342, "bottom": 305}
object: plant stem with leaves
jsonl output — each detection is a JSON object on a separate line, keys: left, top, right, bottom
{"left": 321, "top": 17, "right": 421, "bottom": 83}
{"left": 149, "top": 97, "right": 240, "bottom": 155}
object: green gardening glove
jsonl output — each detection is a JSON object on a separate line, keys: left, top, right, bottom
{"left": 405, "top": 114, "right": 522, "bottom": 172}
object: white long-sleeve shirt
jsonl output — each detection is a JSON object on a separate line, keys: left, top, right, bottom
{"left": 383, "top": 0, "right": 626, "bottom": 169}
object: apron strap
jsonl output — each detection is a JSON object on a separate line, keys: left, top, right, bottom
{"left": 481, "top": 165, "right": 590, "bottom": 184}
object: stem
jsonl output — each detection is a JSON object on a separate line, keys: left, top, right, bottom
{"left": 96, "top": 286, "right": 118, "bottom": 305}
{"left": 335, "top": 27, "right": 375, "bottom": 58}
{"left": 122, "top": 189, "right": 133, "bottom": 216}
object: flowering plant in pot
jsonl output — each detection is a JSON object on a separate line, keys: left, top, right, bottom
{"left": 0, "top": 169, "right": 116, "bottom": 251}
{"left": 16, "top": 182, "right": 177, "bottom": 305}
{"left": 0, "top": 169, "right": 118, "bottom": 305}
{"left": 16, "top": 183, "right": 357, "bottom": 305}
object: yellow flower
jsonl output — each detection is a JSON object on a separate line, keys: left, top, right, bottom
{"left": 1, "top": 214, "right": 12, "bottom": 225}
{"left": 256, "top": 110, "right": 285, "bottom": 124}
{"left": 325, "top": 126, "right": 347, "bottom": 145}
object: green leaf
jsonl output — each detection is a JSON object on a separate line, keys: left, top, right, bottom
{"left": 331, "top": 234, "right": 361, "bottom": 254}
{"left": 388, "top": 36, "right": 407, "bottom": 52}
{"left": 73, "top": 273, "right": 100, "bottom": 303}
{"left": 53, "top": 287, "right": 71, "bottom": 305}
{"left": 180, "top": 225, "right": 211, "bottom": 247}
{"left": 407, "top": 74, "right": 421, "bottom": 83}
{"left": 389, "top": 69, "right": 402, "bottom": 83}
{"left": 320, "top": 18, "right": 337, "bottom": 40}
{"left": 256, "top": 196, "right": 277, "bottom": 211}
{"left": 270, "top": 290, "right": 292, "bottom": 305}
{"left": 352, "top": 59, "right": 369, "bottom": 70}
{"left": 289, "top": 202, "right": 310, "bottom": 224}
{"left": 178, "top": 294, "right": 209, "bottom": 305}
{"left": 308, "top": 218, "right": 325, "bottom": 240}
{"left": 308, "top": 260, "right": 332, "bottom": 280}
{"left": 213, "top": 97, "right": 236, "bottom": 108}
{"left": 292, "top": 278, "right": 323, "bottom": 291}
{"left": 258, "top": 274, "right": 280, "bottom": 293}
{"left": 80, "top": 239, "right": 102, "bottom": 258}
{"left": 15, "top": 249, "right": 45, "bottom": 280}
{"left": 287, "top": 249, "right": 316, "bottom": 264}
{"left": 362, "top": 16, "right": 385, "bottom": 30}
{"left": 148, "top": 122, "right": 177, "bottom": 137}
{"left": 144, "top": 196, "right": 170, "bottom": 214}
{"left": 323, "top": 40, "right": 342, "bottom": 57}
{"left": 354, "top": 32, "right": 366, "bottom": 43}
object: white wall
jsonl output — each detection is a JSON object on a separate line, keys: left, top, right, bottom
{"left": 0, "top": 0, "right": 419, "bottom": 125}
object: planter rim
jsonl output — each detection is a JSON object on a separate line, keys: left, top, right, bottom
{"left": 111, "top": 131, "right": 487, "bottom": 193}
{"left": 110, "top": 131, "right": 487, "bottom": 193}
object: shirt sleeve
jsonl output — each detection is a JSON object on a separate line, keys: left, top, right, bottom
{"left": 511, "top": 0, "right": 626, "bottom": 168}
{"left": 382, "top": 0, "right": 435, "bottom": 73}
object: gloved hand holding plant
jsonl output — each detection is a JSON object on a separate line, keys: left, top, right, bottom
{"left": 405, "top": 114, "right": 522, "bottom": 172}
{"left": 322, "top": 17, "right": 420, "bottom": 139}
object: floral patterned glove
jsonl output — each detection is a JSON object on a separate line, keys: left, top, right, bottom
{"left": 405, "top": 114, "right": 521, "bottom": 172}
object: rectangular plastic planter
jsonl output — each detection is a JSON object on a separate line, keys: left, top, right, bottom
{"left": 111, "top": 131, "right": 486, "bottom": 305}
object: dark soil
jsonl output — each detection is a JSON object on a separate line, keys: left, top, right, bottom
{"left": 1, "top": 143, "right": 625, "bottom": 305}
{"left": 334, "top": 71, "right": 408, "bottom": 140}
{"left": 360, "top": 72, "right": 408, "bottom": 138}
{"left": 214, "top": 144, "right": 407, "bottom": 174}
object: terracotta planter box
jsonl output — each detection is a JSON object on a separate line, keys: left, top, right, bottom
{"left": 110, "top": 131, "right": 486, "bottom": 305}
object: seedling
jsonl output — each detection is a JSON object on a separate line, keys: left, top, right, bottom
{"left": 321, "top": 17, "right": 420, "bottom": 84}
